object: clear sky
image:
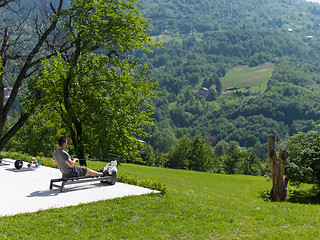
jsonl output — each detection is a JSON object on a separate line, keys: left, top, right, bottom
{"left": 306, "top": 0, "right": 320, "bottom": 3}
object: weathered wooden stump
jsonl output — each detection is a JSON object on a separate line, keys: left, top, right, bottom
{"left": 268, "top": 136, "right": 289, "bottom": 202}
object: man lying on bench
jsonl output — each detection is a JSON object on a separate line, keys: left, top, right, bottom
{"left": 52, "top": 136, "right": 109, "bottom": 178}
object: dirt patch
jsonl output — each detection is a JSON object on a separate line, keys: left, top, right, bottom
{"left": 256, "top": 69, "right": 268, "bottom": 73}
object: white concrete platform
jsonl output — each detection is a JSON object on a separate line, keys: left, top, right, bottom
{"left": 0, "top": 158, "right": 158, "bottom": 216}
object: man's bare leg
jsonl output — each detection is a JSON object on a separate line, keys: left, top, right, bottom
{"left": 86, "top": 168, "right": 103, "bottom": 177}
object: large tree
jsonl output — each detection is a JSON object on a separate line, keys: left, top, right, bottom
{"left": 1, "top": 0, "right": 158, "bottom": 162}
{"left": 286, "top": 129, "right": 320, "bottom": 188}
{"left": 165, "top": 134, "right": 214, "bottom": 171}
{"left": 31, "top": 0, "right": 158, "bottom": 163}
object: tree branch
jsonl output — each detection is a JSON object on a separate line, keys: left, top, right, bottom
{"left": 0, "top": 0, "right": 16, "bottom": 8}
{"left": 0, "top": 112, "right": 30, "bottom": 150}
{"left": 3, "top": 0, "right": 64, "bottom": 117}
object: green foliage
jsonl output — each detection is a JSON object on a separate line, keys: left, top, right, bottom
{"left": 140, "top": 143, "right": 155, "bottom": 165}
{"left": 148, "top": 122, "right": 177, "bottom": 152}
{"left": 63, "top": 0, "right": 157, "bottom": 53}
{"left": 29, "top": 0, "right": 160, "bottom": 159}
{"left": 188, "top": 134, "right": 213, "bottom": 171}
{"left": 286, "top": 129, "right": 320, "bottom": 187}
{"left": 230, "top": 148, "right": 265, "bottom": 176}
{"left": 214, "top": 140, "right": 229, "bottom": 156}
{"left": 165, "top": 134, "right": 266, "bottom": 175}
{"left": 131, "top": 143, "right": 156, "bottom": 166}
{"left": 146, "top": 71, "right": 320, "bottom": 157}
{"left": 140, "top": 0, "right": 320, "bottom": 40}
{"left": 272, "top": 62, "right": 314, "bottom": 87}
{"left": 212, "top": 148, "right": 266, "bottom": 176}
{"left": 206, "top": 86, "right": 217, "bottom": 101}
{"left": 126, "top": 0, "right": 320, "bottom": 157}
{"left": 165, "top": 134, "right": 192, "bottom": 169}
{"left": 135, "top": 25, "right": 320, "bottom": 155}
{"left": 4, "top": 108, "right": 61, "bottom": 156}
{"left": 35, "top": 53, "right": 157, "bottom": 159}
{"left": 214, "top": 77, "right": 222, "bottom": 93}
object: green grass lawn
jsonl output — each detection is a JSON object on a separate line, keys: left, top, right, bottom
{"left": 1, "top": 163, "right": 320, "bottom": 239}
{"left": 222, "top": 63, "right": 275, "bottom": 92}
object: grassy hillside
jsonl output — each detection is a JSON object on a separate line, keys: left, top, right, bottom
{"left": 1, "top": 163, "right": 319, "bottom": 239}
{"left": 221, "top": 63, "right": 275, "bottom": 92}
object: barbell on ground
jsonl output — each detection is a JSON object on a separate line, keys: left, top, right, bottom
{"left": 0, "top": 158, "right": 23, "bottom": 169}
{"left": 14, "top": 159, "right": 23, "bottom": 169}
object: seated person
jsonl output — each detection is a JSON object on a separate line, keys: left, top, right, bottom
{"left": 52, "top": 136, "right": 108, "bottom": 178}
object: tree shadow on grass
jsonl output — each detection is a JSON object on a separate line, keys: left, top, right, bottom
{"left": 260, "top": 187, "right": 320, "bottom": 204}
{"left": 287, "top": 187, "right": 320, "bottom": 205}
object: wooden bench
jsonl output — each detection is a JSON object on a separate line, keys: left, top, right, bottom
{"left": 50, "top": 171, "right": 116, "bottom": 192}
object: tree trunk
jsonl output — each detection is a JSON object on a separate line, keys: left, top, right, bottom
{"left": 0, "top": 113, "right": 30, "bottom": 151}
{"left": 75, "top": 124, "right": 86, "bottom": 166}
{"left": 69, "top": 123, "right": 86, "bottom": 166}
{"left": 62, "top": 36, "right": 87, "bottom": 166}
{"left": 268, "top": 136, "right": 289, "bottom": 202}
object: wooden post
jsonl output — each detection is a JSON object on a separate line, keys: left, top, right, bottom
{"left": 268, "top": 136, "right": 289, "bottom": 202}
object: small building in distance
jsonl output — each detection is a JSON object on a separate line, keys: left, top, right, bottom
{"left": 224, "top": 87, "right": 239, "bottom": 91}
{"left": 198, "top": 87, "right": 209, "bottom": 96}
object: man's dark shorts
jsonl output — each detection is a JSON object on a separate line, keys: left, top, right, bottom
{"left": 71, "top": 166, "right": 87, "bottom": 177}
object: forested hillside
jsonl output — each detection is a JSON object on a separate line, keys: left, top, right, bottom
{"left": 133, "top": 0, "right": 320, "bottom": 158}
